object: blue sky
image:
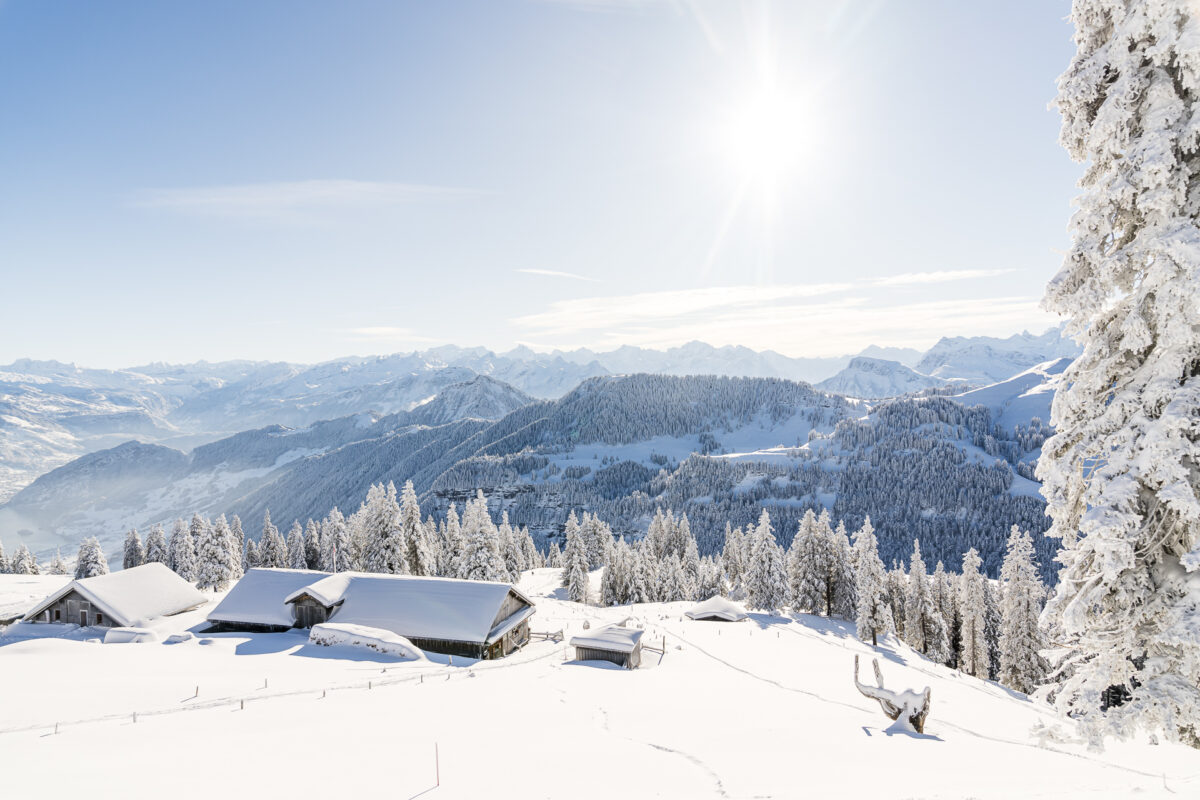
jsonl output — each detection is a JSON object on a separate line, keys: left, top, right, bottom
{"left": 0, "top": 0, "right": 1079, "bottom": 366}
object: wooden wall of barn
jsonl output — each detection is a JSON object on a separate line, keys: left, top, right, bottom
{"left": 33, "top": 590, "right": 118, "bottom": 628}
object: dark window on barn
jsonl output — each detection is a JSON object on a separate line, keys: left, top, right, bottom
{"left": 96, "top": 613, "right": 103, "bottom": 624}
{"left": 54, "top": 609, "right": 61, "bottom": 621}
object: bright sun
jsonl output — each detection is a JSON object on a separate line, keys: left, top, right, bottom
{"left": 720, "top": 87, "right": 811, "bottom": 182}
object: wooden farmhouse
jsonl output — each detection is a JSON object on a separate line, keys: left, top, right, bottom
{"left": 281, "top": 572, "right": 536, "bottom": 660}
{"left": 684, "top": 596, "right": 749, "bottom": 622}
{"left": 570, "top": 624, "right": 644, "bottom": 669}
{"left": 23, "top": 563, "right": 206, "bottom": 629}
{"left": 205, "top": 568, "right": 331, "bottom": 633}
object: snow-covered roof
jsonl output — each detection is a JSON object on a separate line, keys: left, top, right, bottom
{"left": 206, "top": 568, "right": 330, "bottom": 628}
{"left": 684, "top": 596, "right": 748, "bottom": 622}
{"left": 570, "top": 624, "right": 644, "bottom": 653}
{"left": 285, "top": 573, "right": 535, "bottom": 645}
{"left": 24, "top": 563, "right": 207, "bottom": 628}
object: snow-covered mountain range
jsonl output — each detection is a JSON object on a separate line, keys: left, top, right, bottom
{"left": 815, "top": 356, "right": 954, "bottom": 399}
{"left": 0, "top": 326, "right": 1077, "bottom": 502}
{"left": 2, "top": 360, "right": 1067, "bottom": 581}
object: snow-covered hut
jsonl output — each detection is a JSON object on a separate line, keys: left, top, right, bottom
{"left": 283, "top": 573, "right": 535, "bottom": 659}
{"left": 23, "top": 563, "right": 206, "bottom": 629}
{"left": 205, "top": 567, "right": 330, "bottom": 632}
{"left": 570, "top": 624, "right": 644, "bottom": 669}
{"left": 684, "top": 596, "right": 748, "bottom": 622}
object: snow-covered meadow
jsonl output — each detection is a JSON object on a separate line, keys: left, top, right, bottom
{"left": 0, "top": 568, "right": 1194, "bottom": 799}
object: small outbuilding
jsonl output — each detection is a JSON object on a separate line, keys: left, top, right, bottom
{"left": 684, "top": 595, "right": 749, "bottom": 622}
{"left": 283, "top": 572, "right": 535, "bottom": 660}
{"left": 23, "top": 563, "right": 206, "bottom": 629}
{"left": 570, "top": 624, "right": 644, "bottom": 669}
{"left": 205, "top": 567, "right": 330, "bottom": 632}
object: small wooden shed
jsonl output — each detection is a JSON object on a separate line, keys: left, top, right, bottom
{"left": 570, "top": 624, "right": 644, "bottom": 669}
{"left": 23, "top": 563, "right": 206, "bottom": 629}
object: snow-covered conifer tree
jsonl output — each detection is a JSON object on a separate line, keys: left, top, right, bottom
{"left": 399, "top": 481, "right": 433, "bottom": 576}
{"left": 984, "top": 580, "right": 1003, "bottom": 681}
{"left": 74, "top": 537, "right": 109, "bottom": 579}
{"left": 932, "top": 561, "right": 959, "bottom": 667}
{"left": 243, "top": 538, "right": 260, "bottom": 571}
{"left": 144, "top": 524, "right": 168, "bottom": 565}
{"left": 11, "top": 543, "right": 38, "bottom": 575}
{"left": 497, "top": 512, "right": 522, "bottom": 582}
{"left": 0, "top": 538, "right": 7, "bottom": 573}
{"left": 745, "top": 510, "right": 788, "bottom": 613}
{"left": 853, "top": 517, "right": 892, "bottom": 646}
{"left": 787, "top": 510, "right": 825, "bottom": 614}
{"left": 559, "top": 511, "right": 584, "bottom": 587}
{"left": 319, "top": 507, "right": 353, "bottom": 573}
{"left": 1038, "top": 0, "right": 1200, "bottom": 744}
{"left": 286, "top": 521, "right": 307, "bottom": 570}
{"left": 904, "top": 540, "right": 949, "bottom": 663}
{"left": 546, "top": 540, "right": 562, "bottom": 570}
{"left": 721, "top": 523, "right": 745, "bottom": 599}
{"left": 696, "top": 556, "right": 726, "bottom": 600}
{"left": 441, "top": 504, "right": 464, "bottom": 578}
{"left": 458, "top": 491, "right": 506, "bottom": 582}
{"left": 196, "top": 516, "right": 235, "bottom": 591}
{"left": 188, "top": 513, "right": 207, "bottom": 552}
{"left": 172, "top": 527, "right": 197, "bottom": 581}
{"left": 958, "top": 548, "right": 989, "bottom": 678}
{"left": 167, "top": 518, "right": 188, "bottom": 572}
{"left": 600, "top": 539, "right": 627, "bottom": 606}
{"left": 886, "top": 564, "right": 907, "bottom": 638}
{"left": 829, "top": 521, "right": 857, "bottom": 620}
{"left": 563, "top": 519, "right": 590, "bottom": 604}
{"left": 230, "top": 515, "right": 246, "bottom": 572}
{"left": 999, "top": 526, "right": 1048, "bottom": 694}
{"left": 257, "top": 510, "right": 284, "bottom": 568}
{"left": 122, "top": 529, "right": 144, "bottom": 570}
{"left": 49, "top": 548, "right": 69, "bottom": 575}
{"left": 303, "top": 519, "right": 321, "bottom": 570}
{"left": 681, "top": 533, "right": 701, "bottom": 600}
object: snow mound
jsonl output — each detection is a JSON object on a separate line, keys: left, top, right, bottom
{"left": 102, "top": 627, "right": 160, "bottom": 644}
{"left": 684, "top": 595, "right": 748, "bottom": 622}
{"left": 309, "top": 622, "right": 426, "bottom": 661}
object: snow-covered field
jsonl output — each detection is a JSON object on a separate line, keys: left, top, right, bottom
{"left": 0, "top": 569, "right": 1195, "bottom": 799}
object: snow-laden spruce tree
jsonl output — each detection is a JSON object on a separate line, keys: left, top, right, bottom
{"left": 787, "top": 510, "right": 826, "bottom": 614}
{"left": 122, "top": 529, "right": 144, "bottom": 570}
{"left": 1000, "top": 526, "right": 1048, "bottom": 695}
{"left": 319, "top": 507, "right": 353, "bottom": 573}
{"left": 167, "top": 518, "right": 188, "bottom": 572}
{"left": 600, "top": 538, "right": 627, "bottom": 606}
{"left": 400, "top": 481, "right": 434, "bottom": 576}
{"left": 144, "top": 524, "right": 168, "bottom": 565}
{"left": 520, "top": 526, "right": 542, "bottom": 570}
{"left": 886, "top": 563, "right": 908, "bottom": 638}
{"left": 11, "top": 543, "right": 38, "bottom": 575}
{"left": 74, "top": 537, "right": 109, "bottom": 579}
{"left": 545, "top": 540, "right": 563, "bottom": 570}
{"left": 459, "top": 491, "right": 507, "bottom": 582}
{"left": 243, "top": 539, "right": 260, "bottom": 571}
{"left": 0, "top": 538, "right": 7, "bottom": 573}
{"left": 985, "top": 579, "right": 1003, "bottom": 681}
{"left": 498, "top": 512, "right": 522, "bottom": 582}
{"left": 904, "top": 540, "right": 949, "bottom": 663}
{"left": 303, "top": 519, "right": 321, "bottom": 570}
{"left": 958, "top": 548, "right": 989, "bottom": 678}
{"left": 721, "top": 523, "right": 746, "bottom": 599}
{"left": 188, "top": 513, "right": 208, "bottom": 551}
{"left": 173, "top": 527, "right": 198, "bottom": 581}
{"left": 1039, "top": 0, "right": 1200, "bottom": 744}
{"left": 441, "top": 504, "right": 464, "bottom": 577}
{"left": 853, "top": 517, "right": 893, "bottom": 646}
{"left": 230, "top": 515, "right": 246, "bottom": 572}
{"left": 196, "top": 516, "right": 235, "bottom": 591}
{"left": 829, "top": 521, "right": 857, "bottom": 620}
{"left": 286, "top": 521, "right": 307, "bottom": 570}
{"left": 560, "top": 511, "right": 584, "bottom": 587}
{"left": 49, "top": 548, "right": 69, "bottom": 575}
{"left": 258, "top": 510, "right": 286, "bottom": 568}
{"left": 562, "top": 518, "right": 591, "bottom": 604}
{"left": 362, "top": 483, "right": 406, "bottom": 574}
{"left": 745, "top": 510, "right": 788, "bottom": 613}
{"left": 697, "top": 556, "right": 726, "bottom": 599}
{"left": 933, "top": 561, "right": 959, "bottom": 667}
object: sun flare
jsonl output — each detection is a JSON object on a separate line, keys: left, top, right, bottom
{"left": 720, "top": 86, "right": 812, "bottom": 182}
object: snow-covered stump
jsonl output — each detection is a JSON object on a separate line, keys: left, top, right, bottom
{"left": 853, "top": 655, "right": 931, "bottom": 734}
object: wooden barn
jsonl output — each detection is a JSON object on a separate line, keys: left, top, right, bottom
{"left": 684, "top": 596, "right": 749, "bottom": 622}
{"left": 283, "top": 573, "right": 535, "bottom": 660}
{"left": 570, "top": 624, "right": 644, "bottom": 669}
{"left": 23, "top": 563, "right": 206, "bottom": 629}
{"left": 205, "top": 567, "right": 330, "bottom": 632}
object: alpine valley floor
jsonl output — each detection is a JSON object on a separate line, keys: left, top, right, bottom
{"left": 0, "top": 568, "right": 1195, "bottom": 799}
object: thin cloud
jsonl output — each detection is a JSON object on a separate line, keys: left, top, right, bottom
{"left": 342, "top": 326, "right": 440, "bottom": 344}
{"left": 132, "top": 180, "right": 476, "bottom": 221}
{"left": 516, "top": 268, "right": 600, "bottom": 283}
{"left": 510, "top": 282, "right": 1058, "bottom": 356}
{"left": 872, "top": 268, "right": 1015, "bottom": 286}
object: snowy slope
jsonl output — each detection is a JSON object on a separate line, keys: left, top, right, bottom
{"left": 816, "top": 357, "right": 951, "bottom": 399}
{"left": 952, "top": 358, "right": 1068, "bottom": 430}
{"left": 0, "top": 569, "right": 1192, "bottom": 799}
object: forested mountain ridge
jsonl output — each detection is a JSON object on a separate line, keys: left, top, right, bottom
{"left": 1, "top": 367, "right": 1064, "bottom": 581}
